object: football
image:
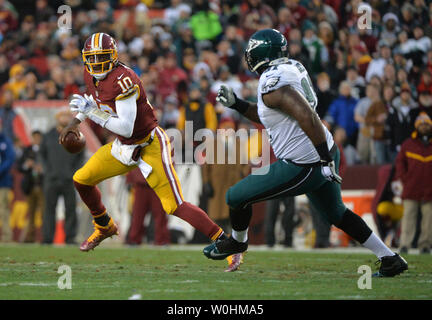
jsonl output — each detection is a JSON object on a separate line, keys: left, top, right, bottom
{"left": 62, "top": 131, "right": 86, "bottom": 154}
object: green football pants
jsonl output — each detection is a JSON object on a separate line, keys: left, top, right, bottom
{"left": 226, "top": 145, "right": 346, "bottom": 225}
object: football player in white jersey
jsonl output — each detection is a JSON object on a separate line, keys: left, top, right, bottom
{"left": 203, "top": 29, "right": 407, "bottom": 277}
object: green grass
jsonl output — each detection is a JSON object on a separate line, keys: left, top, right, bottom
{"left": 0, "top": 244, "right": 431, "bottom": 300}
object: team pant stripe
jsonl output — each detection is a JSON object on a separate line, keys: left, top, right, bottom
{"left": 211, "top": 228, "right": 223, "bottom": 241}
{"left": 160, "top": 128, "right": 184, "bottom": 200}
{"left": 155, "top": 127, "right": 183, "bottom": 205}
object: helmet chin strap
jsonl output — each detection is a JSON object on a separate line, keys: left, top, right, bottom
{"left": 268, "top": 57, "right": 290, "bottom": 66}
{"left": 93, "top": 72, "right": 108, "bottom": 80}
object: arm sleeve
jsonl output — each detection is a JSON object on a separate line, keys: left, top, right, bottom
{"left": 104, "top": 92, "right": 138, "bottom": 138}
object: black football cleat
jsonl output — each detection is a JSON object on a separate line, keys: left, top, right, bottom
{"left": 373, "top": 253, "right": 408, "bottom": 277}
{"left": 203, "top": 236, "right": 248, "bottom": 260}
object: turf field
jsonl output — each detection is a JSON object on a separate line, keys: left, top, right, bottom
{"left": 0, "top": 244, "right": 431, "bottom": 300}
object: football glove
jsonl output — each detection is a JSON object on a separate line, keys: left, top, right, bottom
{"left": 321, "top": 160, "right": 342, "bottom": 184}
{"left": 216, "top": 85, "right": 236, "bottom": 108}
{"left": 70, "top": 94, "right": 97, "bottom": 115}
{"left": 70, "top": 94, "right": 110, "bottom": 127}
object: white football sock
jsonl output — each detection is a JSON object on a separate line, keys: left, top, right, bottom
{"left": 232, "top": 228, "right": 248, "bottom": 243}
{"left": 362, "top": 232, "right": 395, "bottom": 259}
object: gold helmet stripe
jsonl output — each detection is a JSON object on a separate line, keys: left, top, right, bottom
{"left": 94, "top": 33, "right": 101, "bottom": 49}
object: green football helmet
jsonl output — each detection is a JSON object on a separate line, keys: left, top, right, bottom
{"left": 245, "top": 28, "right": 289, "bottom": 74}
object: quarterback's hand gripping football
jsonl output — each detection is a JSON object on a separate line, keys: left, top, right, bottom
{"left": 321, "top": 160, "right": 342, "bottom": 184}
{"left": 216, "top": 85, "right": 236, "bottom": 108}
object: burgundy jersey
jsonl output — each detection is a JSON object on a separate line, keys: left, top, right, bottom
{"left": 84, "top": 63, "right": 158, "bottom": 145}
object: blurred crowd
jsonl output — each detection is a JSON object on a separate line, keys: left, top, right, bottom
{"left": 1, "top": 0, "right": 432, "bottom": 251}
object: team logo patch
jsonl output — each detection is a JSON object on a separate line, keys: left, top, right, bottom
{"left": 262, "top": 77, "right": 280, "bottom": 92}
{"left": 247, "top": 39, "right": 265, "bottom": 52}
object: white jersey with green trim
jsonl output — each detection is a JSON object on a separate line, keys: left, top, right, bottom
{"left": 257, "top": 59, "right": 334, "bottom": 164}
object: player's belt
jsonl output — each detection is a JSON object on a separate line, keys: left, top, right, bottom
{"left": 139, "top": 128, "right": 155, "bottom": 147}
{"left": 283, "top": 143, "right": 337, "bottom": 168}
{"left": 131, "top": 128, "right": 156, "bottom": 161}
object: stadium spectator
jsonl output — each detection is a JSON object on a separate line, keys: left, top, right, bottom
{"left": 157, "top": 51, "right": 188, "bottom": 103}
{"left": 39, "top": 110, "right": 84, "bottom": 244}
{"left": 6, "top": 63, "right": 26, "bottom": 99}
{"left": 198, "top": 76, "right": 217, "bottom": 106}
{"left": 365, "top": 84, "right": 393, "bottom": 164}
{"left": 345, "top": 66, "right": 366, "bottom": 102}
{"left": 276, "top": 7, "right": 295, "bottom": 40}
{"left": 174, "top": 23, "right": 197, "bottom": 69}
{"left": 355, "top": 84, "right": 381, "bottom": 164}
{"left": 0, "top": 89, "right": 30, "bottom": 146}
{"left": 189, "top": 0, "right": 223, "bottom": 43}
{"left": 326, "top": 81, "right": 359, "bottom": 147}
{"left": 0, "top": 117, "right": 15, "bottom": 242}
{"left": 396, "top": 112, "right": 432, "bottom": 254}
{"left": 417, "top": 70, "right": 432, "bottom": 95}
{"left": 400, "top": 1, "right": 417, "bottom": 31}
{"left": 385, "top": 82, "right": 419, "bottom": 162}
{"left": 349, "top": 44, "right": 372, "bottom": 80}
{"left": 0, "top": 0, "right": 18, "bottom": 34}
{"left": 302, "top": 20, "right": 328, "bottom": 75}
{"left": 216, "top": 40, "right": 241, "bottom": 75}
{"left": 164, "top": 0, "right": 191, "bottom": 28}
{"left": 211, "top": 65, "right": 243, "bottom": 99}
{"left": 382, "top": 63, "right": 397, "bottom": 87}
{"left": 283, "top": 0, "right": 307, "bottom": 26}
{"left": 240, "top": 0, "right": 277, "bottom": 40}
{"left": 126, "top": 168, "right": 170, "bottom": 246}
{"left": 160, "top": 95, "right": 180, "bottom": 129}
{"left": 413, "top": 90, "right": 432, "bottom": 122}
{"left": 365, "top": 41, "right": 393, "bottom": 82}
{"left": 380, "top": 12, "right": 400, "bottom": 48}
{"left": 315, "top": 72, "right": 336, "bottom": 119}
{"left": 17, "top": 130, "right": 44, "bottom": 243}
{"left": 177, "top": 83, "right": 218, "bottom": 138}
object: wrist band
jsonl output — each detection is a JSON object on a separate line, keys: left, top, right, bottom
{"left": 232, "top": 94, "right": 250, "bottom": 114}
{"left": 315, "top": 142, "right": 333, "bottom": 163}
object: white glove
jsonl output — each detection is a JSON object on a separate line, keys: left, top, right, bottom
{"left": 70, "top": 94, "right": 97, "bottom": 115}
{"left": 391, "top": 180, "right": 403, "bottom": 197}
{"left": 321, "top": 160, "right": 342, "bottom": 184}
{"left": 70, "top": 94, "right": 111, "bottom": 127}
{"left": 216, "top": 85, "right": 236, "bottom": 108}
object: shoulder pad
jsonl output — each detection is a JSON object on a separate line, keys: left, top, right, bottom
{"left": 260, "top": 63, "right": 299, "bottom": 94}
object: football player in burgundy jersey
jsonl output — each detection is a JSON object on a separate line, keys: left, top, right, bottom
{"left": 59, "top": 33, "right": 241, "bottom": 270}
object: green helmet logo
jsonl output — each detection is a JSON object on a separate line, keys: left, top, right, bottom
{"left": 245, "top": 29, "right": 289, "bottom": 74}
